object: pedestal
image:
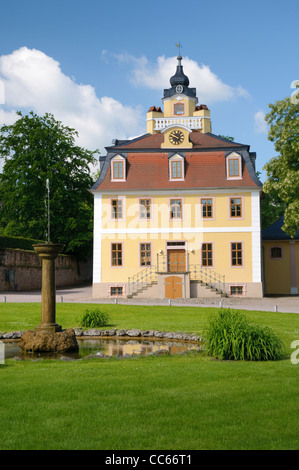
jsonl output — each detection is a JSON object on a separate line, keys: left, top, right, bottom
{"left": 33, "top": 243, "right": 65, "bottom": 332}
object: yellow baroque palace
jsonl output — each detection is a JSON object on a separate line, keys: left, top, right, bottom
{"left": 91, "top": 56, "right": 263, "bottom": 300}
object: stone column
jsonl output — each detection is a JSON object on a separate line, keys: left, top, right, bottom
{"left": 33, "top": 243, "right": 65, "bottom": 332}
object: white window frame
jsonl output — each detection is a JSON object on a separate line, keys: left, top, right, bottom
{"left": 111, "top": 155, "right": 126, "bottom": 182}
{"left": 169, "top": 154, "right": 185, "bottom": 181}
{"left": 226, "top": 152, "right": 242, "bottom": 180}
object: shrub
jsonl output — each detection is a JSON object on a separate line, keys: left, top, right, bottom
{"left": 206, "top": 309, "right": 285, "bottom": 361}
{"left": 80, "top": 308, "right": 110, "bottom": 328}
{"left": 0, "top": 235, "right": 45, "bottom": 251}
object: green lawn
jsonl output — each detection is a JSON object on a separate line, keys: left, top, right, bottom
{"left": 0, "top": 303, "right": 298, "bottom": 450}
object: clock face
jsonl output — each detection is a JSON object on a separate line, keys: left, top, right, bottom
{"left": 169, "top": 130, "right": 184, "bottom": 145}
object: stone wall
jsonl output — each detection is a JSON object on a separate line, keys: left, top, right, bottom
{"left": 0, "top": 248, "right": 92, "bottom": 291}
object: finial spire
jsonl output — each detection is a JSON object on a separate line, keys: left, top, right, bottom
{"left": 175, "top": 42, "right": 183, "bottom": 56}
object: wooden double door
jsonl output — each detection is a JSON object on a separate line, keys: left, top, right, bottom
{"left": 167, "top": 249, "right": 186, "bottom": 273}
{"left": 165, "top": 276, "right": 182, "bottom": 299}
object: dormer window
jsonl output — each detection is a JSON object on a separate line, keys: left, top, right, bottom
{"left": 111, "top": 155, "right": 126, "bottom": 182}
{"left": 226, "top": 152, "right": 242, "bottom": 180}
{"left": 169, "top": 154, "right": 184, "bottom": 181}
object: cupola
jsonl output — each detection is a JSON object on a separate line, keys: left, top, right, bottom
{"left": 146, "top": 55, "right": 211, "bottom": 136}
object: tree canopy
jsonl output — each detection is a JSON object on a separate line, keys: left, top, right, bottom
{"left": 0, "top": 111, "right": 99, "bottom": 257}
{"left": 263, "top": 97, "right": 299, "bottom": 237}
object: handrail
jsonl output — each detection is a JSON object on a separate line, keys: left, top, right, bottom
{"left": 127, "top": 265, "right": 157, "bottom": 296}
{"left": 128, "top": 256, "right": 226, "bottom": 297}
{"left": 189, "top": 264, "right": 226, "bottom": 294}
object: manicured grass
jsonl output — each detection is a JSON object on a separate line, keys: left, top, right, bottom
{"left": 0, "top": 303, "right": 298, "bottom": 450}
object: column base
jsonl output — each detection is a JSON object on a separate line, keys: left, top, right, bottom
{"left": 35, "top": 323, "right": 62, "bottom": 333}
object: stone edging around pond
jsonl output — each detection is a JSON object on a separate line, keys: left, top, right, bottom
{"left": 74, "top": 328, "right": 202, "bottom": 343}
{"left": 0, "top": 328, "right": 202, "bottom": 343}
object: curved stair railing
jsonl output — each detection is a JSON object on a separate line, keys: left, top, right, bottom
{"left": 127, "top": 257, "right": 227, "bottom": 298}
{"left": 127, "top": 265, "right": 157, "bottom": 297}
{"left": 189, "top": 264, "right": 226, "bottom": 296}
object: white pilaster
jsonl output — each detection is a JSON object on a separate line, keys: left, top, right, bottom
{"left": 93, "top": 193, "right": 102, "bottom": 283}
{"left": 251, "top": 191, "right": 262, "bottom": 282}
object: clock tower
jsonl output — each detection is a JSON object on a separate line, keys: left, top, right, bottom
{"left": 146, "top": 55, "right": 212, "bottom": 148}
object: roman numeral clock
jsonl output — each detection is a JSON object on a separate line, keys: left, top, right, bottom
{"left": 169, "top": 129, "right": 184, "bottom": 145}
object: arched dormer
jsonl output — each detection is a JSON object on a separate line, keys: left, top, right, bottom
{"left": 226, "top": 151, "right": 242, "bottom": 180}
{"left": 111, "top": 154, "right": 126, "bottom": 182}
{"left": 169, "top": 153, "right": 185, "bottom": 181}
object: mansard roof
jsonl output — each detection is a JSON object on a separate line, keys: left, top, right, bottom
{"left": 91, "top": 132, "right": 262, "bottom": 191}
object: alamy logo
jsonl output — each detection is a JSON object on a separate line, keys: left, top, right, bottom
{"left": 291, "top": 80, "right": 299, "bottom": 105}
{"left": 0, "top": 79, "right": 5, "bottom": 105}
{"left": 0, "top": 341, "right": 4, "bottom": 364}
{"left": 290, "top": 340, "right": 299, "bottom": 365}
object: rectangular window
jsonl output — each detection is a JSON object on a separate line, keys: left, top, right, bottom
{"left": 271, "top": 247, "right": 282, "bottom": 259}
{"left": 113, "top": 161, "right": 124, "bottom": 179}
{"left": 230, "top": 285, "right": 243, "bottom": 296}
{"left": 229, "top": 158, "right": 240, "bottom": 177}
{"left": 202, "top": 243, "right": 213, "bottom": 267}
{"left": 111, "top": 243, "right": 123, "bottom": 266}
{"left": 140, "top": 243, "right": 151, "bottom": 266}
{"left": 201, "top": 198, "right": 213, "bottom": 218}
{"left": 110, "top": 286, "right": 123, "bottom": 296}
{"left": 171, "top": 160, "right": 182, "bottom": 179}
{"left": 111, "top": 199, "right": 123, "bottom": 219}
{"left": 230, "top": 198, "right": 242, "bottom": 217}
{"left": 170, "top": 199, "right": 182, "bottom": 219}
{"left": 174, "top": 103, "right": 184, "bottom": 115}
{"left": 140, "top": 199, "right": 151, "bottom": 219}
{"left": 231, "top": 242, "right": 243, "bottom": 266}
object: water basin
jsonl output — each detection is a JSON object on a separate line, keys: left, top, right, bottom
{"left": 3, "top": 337, "right": 202, "bottom": 360}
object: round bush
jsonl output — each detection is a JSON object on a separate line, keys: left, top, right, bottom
{"left": 206, "top": 309, "right": 285, "bottom": 361}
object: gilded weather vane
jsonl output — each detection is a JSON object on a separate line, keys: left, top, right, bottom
{"left": 176, "top": 42, "right": 183, "bottom": 55}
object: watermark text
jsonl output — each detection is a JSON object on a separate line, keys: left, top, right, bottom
{"left": 0, "top": 341, "right": 4, "bottom": 364}
{"left": 291, "top": 340, "right": 299, "bottom": 365}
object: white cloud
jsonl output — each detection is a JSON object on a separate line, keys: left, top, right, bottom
{"left": 254, "top": 111, "right": 267, "bottom": 134}
{"left": 0, "top": 78, "right": 4, "bottom": 104}
{"left": 0, "top": 47, "right": 145, "bottom": 156}
{"left": 0, "top": 47, "right": 251, "bottom": 167}
{"left": 111, "top": 53, "right": 249, "bottom": 104}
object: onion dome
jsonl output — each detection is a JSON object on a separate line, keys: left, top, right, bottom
{"left": 170, "top": 55, "right": 190, "bottom": 87}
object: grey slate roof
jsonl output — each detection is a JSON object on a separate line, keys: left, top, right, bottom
{"left": 262, "top": 216, "right": 299, "bottom": 240}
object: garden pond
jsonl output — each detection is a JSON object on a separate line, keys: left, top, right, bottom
{"left": 3, "top": 336, "right": 202, "bottom": 360}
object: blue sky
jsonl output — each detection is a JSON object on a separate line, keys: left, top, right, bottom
{"left": 0, "top": 0, "right": 298, "bottom": 180}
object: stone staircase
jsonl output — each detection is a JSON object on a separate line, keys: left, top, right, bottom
{"left": 127, "top": 280, "right": 158, "bottom": 299}
{"left": 127, "top": 266, "right": 158, "bottom": 299}
{"left": 127, "top": 264, "right": 227, "bottom": 300}
{"left": 191, "top": 279, "right": 228, "bottom": 298}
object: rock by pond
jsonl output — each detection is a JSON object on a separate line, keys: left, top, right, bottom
{"left": 18, "top": 328, "right": 79, "bottom": 353}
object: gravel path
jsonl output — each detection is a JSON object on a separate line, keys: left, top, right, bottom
{"left": 1, "top": 285, "right": 298, "bottom": 313}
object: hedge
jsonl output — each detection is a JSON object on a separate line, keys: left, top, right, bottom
{"left": 0, "top": 236, "right": 46, "bottom": 251}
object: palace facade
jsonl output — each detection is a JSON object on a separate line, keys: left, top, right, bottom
{"left": 91, "top": 56, "right": 263, "bottom": 299}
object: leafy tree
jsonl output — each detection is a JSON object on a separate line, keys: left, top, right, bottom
{"left": 0, "top": 111, "right": 99, "bottom": 257}
{"left": 218, "top": 135, "right": 235, "bottom": 142}
{"left": 263, "top": 97, "right": 299, "bottom": 237}
{"left": 260, "top": 191, "right": 285, "bottom": 230}
{"left": 254, "top": 171, "right": 284, "bottom": 230}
